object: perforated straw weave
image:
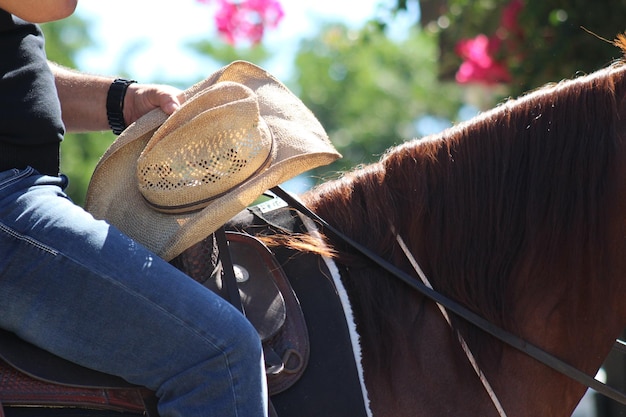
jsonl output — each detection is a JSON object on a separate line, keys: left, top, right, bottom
{"left": 136, "top": 82, "right": 273, "bottom": 213}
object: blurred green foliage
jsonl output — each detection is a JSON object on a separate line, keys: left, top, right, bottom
{"left": 510, "top": 0, "right": 626, "bottom": 93}
{"left": 291, "top": 22, "right": 464, "bottom": 179}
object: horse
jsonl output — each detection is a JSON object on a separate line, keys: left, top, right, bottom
{"left": 2, "top": 60, "right": 626, "bottom": 416}
{"left": 289, "top": 60, "right": 626, "bottom": 416}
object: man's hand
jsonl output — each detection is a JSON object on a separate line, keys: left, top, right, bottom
{"left": 124, "top": 83, "right": 182, "bottom": 126}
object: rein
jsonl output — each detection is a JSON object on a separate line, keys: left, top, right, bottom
{"left": 271, "top": 186, "right": 626, "bottom": 407}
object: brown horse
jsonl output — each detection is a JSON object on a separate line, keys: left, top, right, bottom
{"left": 292, "top": 61, "right": 626, "bottom": 416}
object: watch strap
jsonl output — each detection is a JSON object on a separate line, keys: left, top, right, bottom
{"left": 106, "top": 78, "right": 137, "bottom": 135}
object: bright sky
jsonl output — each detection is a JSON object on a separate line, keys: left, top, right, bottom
{"left": 75, "top": 0, "right": 385, "bottom": 84}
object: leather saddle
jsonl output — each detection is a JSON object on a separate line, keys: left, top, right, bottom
{"left": 0, "top": 231, "right": 309, "bottom": 413}
{"left": 170, "top": 231, "right": 310, "bottom": 394}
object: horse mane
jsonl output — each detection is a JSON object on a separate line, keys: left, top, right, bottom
{"left": 299, "top": 62, "right": 626, "bottom": 371}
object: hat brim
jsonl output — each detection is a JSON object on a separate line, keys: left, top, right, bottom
{"left": 85, "top": 61, "right": 340, "bottom": 260}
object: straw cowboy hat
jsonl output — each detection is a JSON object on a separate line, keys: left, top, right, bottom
{"left": 85, "top": 61, "right": 340, "bottom": 261}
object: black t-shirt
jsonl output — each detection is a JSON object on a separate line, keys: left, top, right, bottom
{"left": 0, "top": 9, "right": 64, "bottom": 175}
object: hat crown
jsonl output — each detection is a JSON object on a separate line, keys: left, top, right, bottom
{"left": 136, "top": 82, "right": 273, "bottom": 213}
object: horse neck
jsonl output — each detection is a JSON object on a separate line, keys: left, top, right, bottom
{"left": 375, "top": 232, "right": 626, "bottom": 417}
{"left": 491, "top": 260, "right": 626, "bottom": 416}
{"left": 509, "top": 130, "right": 626, "bottom": 414}
{"left": 303, "top": 140, "right": 626, "bottom": 416}
{"left": 398, "top": 125, "right": 626, "bottom": 414}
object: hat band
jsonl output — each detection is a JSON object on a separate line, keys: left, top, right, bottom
{"left": 141, "top": 139, "right": 274, "bottom": 215}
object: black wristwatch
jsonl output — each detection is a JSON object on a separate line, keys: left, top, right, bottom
{"left": 106, "top": 78, "right": 137, "bottom": 135}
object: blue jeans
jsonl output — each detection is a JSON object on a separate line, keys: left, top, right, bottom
{"left": 0, "top": 167, "right": 267, "bottom": 417}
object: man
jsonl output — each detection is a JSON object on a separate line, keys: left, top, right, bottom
{"left": 0, "top": 1, "right": 268, "bottom": 416}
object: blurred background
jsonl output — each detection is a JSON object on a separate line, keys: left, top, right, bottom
{"left": 43, "top": 2, "right": 626, "bottom": 414}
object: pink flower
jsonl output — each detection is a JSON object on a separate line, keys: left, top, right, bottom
{"left": 455, "top": 34, "right": 511, "bottom": 85}
{"left": 454, "top": 0, "right": 523, "bottom": 86}
{"left": 211, "top": 0, "right": 284, "bottom": 45}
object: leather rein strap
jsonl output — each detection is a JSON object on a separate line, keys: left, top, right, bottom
{"left": 215, "top": 227, "right": 245, "bottom": 314}
{"left": 270, "top": 186, "right": 626, "bottom": 406}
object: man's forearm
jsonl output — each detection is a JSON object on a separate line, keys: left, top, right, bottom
{"left": 50, "top": 62, "right": 115, "bottom": 132}
{"left": 50, "top": 62, "right": 182, "bottom": 134}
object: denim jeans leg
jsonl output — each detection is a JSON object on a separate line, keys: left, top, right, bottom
{"left": 0, "top": 168, "right": 267, "bottom": 417}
